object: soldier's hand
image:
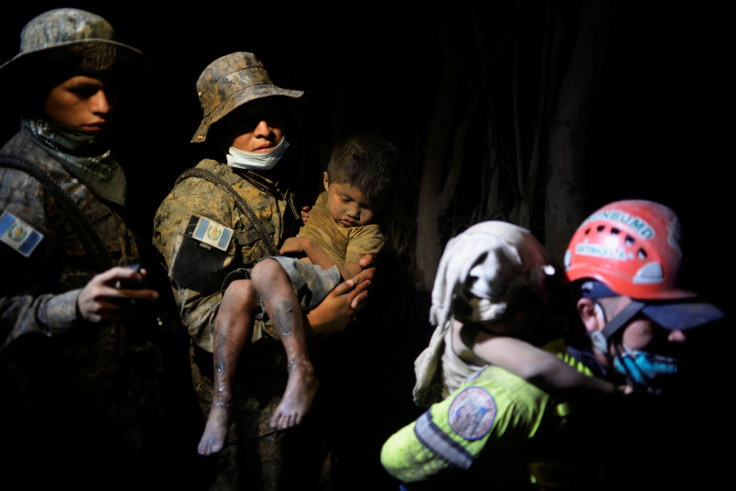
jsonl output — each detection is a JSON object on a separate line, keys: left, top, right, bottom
{"left": 77, "top": 267, "right": 159, "bottom": 324}
{"left": 358, "top": 253, "right": 377, "bottom": 270}
{"left": 306, "top": 277, "right": 371, "bottom": 335}
{"left": 300, "top": 205, "right": 311, "bottom": 225}
{"left": 351, "top": 253, "right": 377, "bottom": 309}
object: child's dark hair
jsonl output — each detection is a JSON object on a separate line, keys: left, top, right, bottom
{"left": 326, "top": 134, "right": 397, "bottom": 203}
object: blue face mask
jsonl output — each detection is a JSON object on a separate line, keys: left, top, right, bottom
{"left": 613, "top": 344, "right": 679, "bottom": 393}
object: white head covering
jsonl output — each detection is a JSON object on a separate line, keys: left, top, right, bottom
{"left": 429, "top": 221, "right": 550, "bottom": 329}
{"left": 414, "top": 221, "right": 553, "bottom": 406}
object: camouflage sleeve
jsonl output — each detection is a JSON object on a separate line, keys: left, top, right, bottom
{"left": 0, "top": 290, "right": 80, "bottom": 350}
{"left": 173, "top": 284, "right": 222, "bottom": 353}
{"left": 0, "top": 168, "right": 80, "bottom": 350}
{"left": 152, "top": 171, "right": 237, "bottom": 353}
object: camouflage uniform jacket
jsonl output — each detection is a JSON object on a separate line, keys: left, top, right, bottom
{"left": 152, "top": 158, "right": 301, "bottom": 352}
{"left": 1, "top": 130, "right": 140, "bottom": 350}
{"left": 0, "top": 130, "right": 152, "bottom": 452}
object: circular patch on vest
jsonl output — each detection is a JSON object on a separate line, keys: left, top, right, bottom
{"left": 447, "top": 386, "right": 496, "bottom": 441}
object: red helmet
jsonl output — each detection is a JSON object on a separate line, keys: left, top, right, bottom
{"left": 564, "top": 200, "right": 695, "bottom": 300}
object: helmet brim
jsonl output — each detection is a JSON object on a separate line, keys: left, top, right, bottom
{"left": 642, "top": 301, "right": 725, "bottom": 330}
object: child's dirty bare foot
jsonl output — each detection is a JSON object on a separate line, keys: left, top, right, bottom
{"left": 270, "top": 363, "right": 319, "bottom": 430}
{"left": 198, "top": 404, "right": 230, "bottom": 455}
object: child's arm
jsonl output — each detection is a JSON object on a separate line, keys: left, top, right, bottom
{"left": 280, "top": 237, "right": 361, "bottom": 281}
{"left": 457, "top": 327, "right": 623, "bottom": 397}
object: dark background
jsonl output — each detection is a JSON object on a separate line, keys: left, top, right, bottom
{"left": 1, "top": 2, "right": 730, "bottom": 489}
{"left": 2, "top": 2, "right": 730, "bottom": 306}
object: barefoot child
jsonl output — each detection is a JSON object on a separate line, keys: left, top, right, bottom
{"left": 198, "top": 134, "right": 396, "bottom": 455}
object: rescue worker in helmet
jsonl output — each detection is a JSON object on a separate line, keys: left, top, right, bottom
{"left": 563, "top": 199, "right": 724, "bottom": 394}
{"left": 381, "top": 200, "right": 724, "bottom": 489}
{"left": 560, "top": 199, "right": 726, "bottom": 487}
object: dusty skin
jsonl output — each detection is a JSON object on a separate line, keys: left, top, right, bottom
{"left": 269, "top": 359, "right": 319, "bottom": 429}
{"left": 196, "top": 270, "right": 373, "bottom": 454}
{"left": 197, "top": 401, "right": 230, "bottom": 455}
{"left": 265, "top": 297, "right": 319, "bottom": 430}
{"left": 197, "top": 280, "right": 255, "bottom": 456}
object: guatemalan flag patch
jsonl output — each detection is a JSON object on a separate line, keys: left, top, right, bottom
{"left": 185, "top": 215, "right": 233, "bottom": 251}
{"left": 0, "top": 211, "right": 43, "bottom": 257}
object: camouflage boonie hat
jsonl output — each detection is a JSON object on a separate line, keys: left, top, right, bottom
{"left": 192, "top": 51, "right": 303, "bottom": 143}
{"left": 0, "top": 8, "right": 147, "bottom": 81}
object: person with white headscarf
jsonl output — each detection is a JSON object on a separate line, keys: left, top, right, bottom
{"left": 382, "top": 221, "right": 627, "bottom": 488}
{"left": 383, "top": 210, "right": 725, "bottom": 488}
{"left": 412, "top": 220, "right": 620, "bottom": 407}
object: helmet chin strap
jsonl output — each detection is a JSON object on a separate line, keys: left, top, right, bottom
{"left": 589, "top": 300, "right": 646, "bottom": 354}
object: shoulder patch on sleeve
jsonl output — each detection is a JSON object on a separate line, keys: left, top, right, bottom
{"left": 171, "top": 216, "right": 235, "bottom": 293}
{"left": 0, "top": 211, "right": 43, "bottom": 257}
{"left": 448, "top": 386, "right": 497, "bottom": 441}
{"left": 185, "top": 215, "right": 233, "bottom": 251}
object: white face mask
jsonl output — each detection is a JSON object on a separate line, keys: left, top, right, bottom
{"left": 226, "top": 138, "right": 289, "bottom": 171}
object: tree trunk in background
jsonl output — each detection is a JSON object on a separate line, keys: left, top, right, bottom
{"left": 413, "top": 1, "right": 612, "bottom": 291}
{"left": 414, "top": 52, "right": 466, "bottom": 292}
{"left": 413, "top": 4, "right": 522, "bottom": 293}
{"left": 545, "top": 0, "right": 612, "bottom": 261}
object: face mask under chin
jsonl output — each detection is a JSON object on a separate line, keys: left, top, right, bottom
{"left": 226, "top": 138, "right": 289, "bottom": 171}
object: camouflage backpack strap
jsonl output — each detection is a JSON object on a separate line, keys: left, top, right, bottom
{"left": 176, "top": 167, "right": 280, "bottom": 256}
{"left": 0, "top": 153, "right": 113, "bottom": 271}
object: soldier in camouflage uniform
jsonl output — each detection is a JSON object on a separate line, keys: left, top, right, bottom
{"left": 153, "top": 51, "right": 375, "bottom": 490}
{"left": 0, "top": 8, "right": 168, "bottom": 488}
